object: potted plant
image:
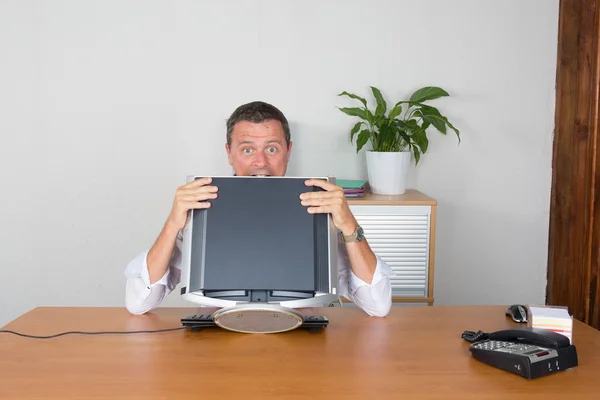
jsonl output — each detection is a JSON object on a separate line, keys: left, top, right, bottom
{"left": 337, "top": 86, "right": 460, "bottom": 194}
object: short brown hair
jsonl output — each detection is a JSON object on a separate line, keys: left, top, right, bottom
{"left": 226, "top": 101, "right": 291, "bottom": 147}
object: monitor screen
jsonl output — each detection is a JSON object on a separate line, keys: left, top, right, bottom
{"left": 182, "top": 176, "right": 337, "bottom": 304}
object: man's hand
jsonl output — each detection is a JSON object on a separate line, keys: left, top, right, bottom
{"left": 166, "top": 177, "right": 218, "bottom": 231}
{"left": 146, "top": 177, "right": 217, "bottom": 284}
{"left": 300, "top": 178, "right": 358, "bottom": 236}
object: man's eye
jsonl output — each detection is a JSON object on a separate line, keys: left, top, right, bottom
{"left": 243, "top": 148, "right": 253, "bottom": 154}
{"left": 267, "top": 147, "right": 277, "bottom": 153}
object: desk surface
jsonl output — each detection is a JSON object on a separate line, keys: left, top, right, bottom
{"left": 1, "top": 306, "right": 599, "bottom": 399}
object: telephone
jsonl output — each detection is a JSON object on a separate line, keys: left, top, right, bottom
{"left": 463, "top": 327, "right": 578, "bottom": 379}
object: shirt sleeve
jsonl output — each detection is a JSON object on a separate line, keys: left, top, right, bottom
{"left": 337, "top": 238, "right": 394, "bottom": 317}
{"left": 123, "top": 233, "right": 183, "bottom": 315}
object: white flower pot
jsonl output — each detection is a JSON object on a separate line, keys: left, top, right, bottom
{"left": 365, "top": 151, "right": 412, "bottom": 195}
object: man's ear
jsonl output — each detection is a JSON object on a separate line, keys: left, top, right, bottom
{"left": 225, "top": 143, "right": 233, "bottom": 165}
{"left": 286, "top": 141, "right": 293, "bottom": 161}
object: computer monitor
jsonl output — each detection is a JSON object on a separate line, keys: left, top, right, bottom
{"left": 180, "top": 176, "right": 339, "bottom": 309}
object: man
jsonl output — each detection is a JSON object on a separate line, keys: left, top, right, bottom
{"left": 124, "top": 101, "right": 393, "bottom": 317}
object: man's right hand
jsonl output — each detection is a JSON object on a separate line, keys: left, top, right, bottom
{"left": 166, "top": 177, "right": 218, "bottom": 231}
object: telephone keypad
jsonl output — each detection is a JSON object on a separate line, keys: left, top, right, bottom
{"left": 472, "top": 340, "right": 542, "bottom": 354}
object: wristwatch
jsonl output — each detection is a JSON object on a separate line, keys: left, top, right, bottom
{"left": 340, "top": 225, "right": 365, "bottom": 243}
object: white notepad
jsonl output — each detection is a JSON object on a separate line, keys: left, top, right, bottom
{"left": 527, "top": 305, "right": 573, "bottom": 343}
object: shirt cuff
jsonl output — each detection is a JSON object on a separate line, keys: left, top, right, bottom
{"left": 348, "top": 256, "right": 394, "bottom": 295}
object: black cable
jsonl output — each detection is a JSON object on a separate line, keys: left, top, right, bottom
{"left": 0, "top": 327, "right": 185, "bottom": 339}
{"left": 461, "top": 330, "right": 489, "bottom": 343}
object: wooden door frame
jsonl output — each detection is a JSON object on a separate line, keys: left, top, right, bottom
{"left": 547, "top": 0, "right": 600, "bottom": 329}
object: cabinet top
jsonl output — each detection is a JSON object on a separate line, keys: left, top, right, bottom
{"left": 346, "top": 188, "right": 437, "bottom": 206}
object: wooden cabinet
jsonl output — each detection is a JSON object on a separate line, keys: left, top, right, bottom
{"left": 347, "top": 189, "right": 436, "bottom": 305}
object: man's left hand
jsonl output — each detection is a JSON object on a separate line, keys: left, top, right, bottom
{"left": 300, "top": 178, "right": 358, "bottom": 236}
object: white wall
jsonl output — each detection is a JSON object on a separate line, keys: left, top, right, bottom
{"left": 0, "top": 0, "right": 559, "bottom": 326}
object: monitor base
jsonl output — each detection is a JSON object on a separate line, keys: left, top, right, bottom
{"left": 181, "top": 304, "right": 328, "bottom": 334}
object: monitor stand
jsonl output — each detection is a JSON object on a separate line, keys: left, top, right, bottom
{"left": 181, "top": 303, "right": 328, "bottom": 334}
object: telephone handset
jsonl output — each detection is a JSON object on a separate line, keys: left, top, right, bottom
{"left": 463, "top": 327, "right": 578, "bottom": 379}
{"left": 487, "top": 327, "right": 571, "bottom": 349}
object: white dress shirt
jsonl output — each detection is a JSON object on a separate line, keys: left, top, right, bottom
{"left": 124, "top": 230, "right": 394, "bottom": 317}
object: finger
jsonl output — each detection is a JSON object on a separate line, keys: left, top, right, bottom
{"left": 300, "top": 189, "right": 342, "bottom": 200}
{"left": 180, "top": 192, "right": 218, "bottom": 202}
{"left": 181, "top": 185, "right": 218, "bottom": 195}
{"left": 184, "top": 201, "right": 212, "bottom": 210}
{"left": 184, "top": 177, "right": 213, "bottom": 188}
{"left": 304, "top": 178, "right": 340, "bottom": 191}
{"left": 301, "top": 197, "right": 342, "bottom": 207}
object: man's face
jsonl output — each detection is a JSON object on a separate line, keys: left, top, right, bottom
{"left": 225, "top": 119, "right": 292, "bottom": 176}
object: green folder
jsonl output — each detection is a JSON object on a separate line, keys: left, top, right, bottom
{"left": 337, "top": 179, "right": 366, "bottom": 189}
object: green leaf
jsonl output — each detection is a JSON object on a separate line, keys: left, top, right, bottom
{"left": 397, "top": 130, "right": 412, "bottom": 148}
{"left": 337, "top": 107, "right": 368, "bottom": 121}
{"left": 377, "top": 121, "right": 396, "bottom": 151}
{"left": 412, "top": 123, "right": 430, "bottom": 153}
{"left": 373, "top": 114, "right": 385, "bottom": 128}
{"left": 405, "top": 119, "right": 420, "bottom": 130}
{"left": 419, "top": 105, "right": 460, "bottom": 142}
{"left": 350, "top": 122, "right": 363, "bottom": 142}
{"left": 356, "top": 129, "right": 371, "bottom": 152}
{"left": 409, "top": 86, "right": 450, "bottom": 103}
{"left": 388, "top": 103, "right": 403, "bottom": 120}
{"left": 338, "top": 91, "right": 367, "bottom": 108}
{"left": 394, "top": 119, "right": 409, "bottom": 130}
{"left": 370, "top": 86, "right": 387, "bottom": 116}
{"left": 364, "top": 107, "right": 375, "bottom": 125}
{"left": 395, "top": 123, "right": 412, "bottom": 145}
{"left": 442, "top": 115, "right": 461, "bottom": 143}
{"left": 421, "top": 114, "right": 447, "bottom": 134}
{"left": 412, "top": 144, "right": 421, "bottom": 165}
{"left": 418, "top": 104, "right": 440, "bottom": 116}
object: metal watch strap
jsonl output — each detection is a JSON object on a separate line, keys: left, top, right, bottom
{"left": 341, "top": 225, "right": 364, "bottom": 243}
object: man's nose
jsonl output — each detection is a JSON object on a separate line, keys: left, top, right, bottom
{"left": 253, "top": 151, "right": 267, "bottom": 166}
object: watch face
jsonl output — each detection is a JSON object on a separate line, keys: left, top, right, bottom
{"left": 340, "top": 225, "right": 365, "bottom": 243}
{"left": 356, "top": 226, "right": 365, "bottom": 241}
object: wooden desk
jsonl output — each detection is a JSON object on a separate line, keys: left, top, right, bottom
{"left": 1, "top": 306, "right": 599, "bottom": 399}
